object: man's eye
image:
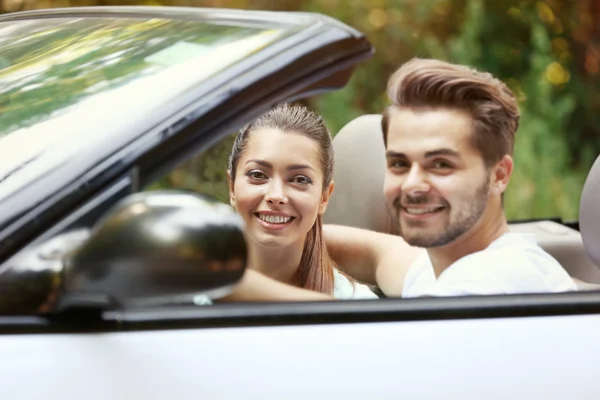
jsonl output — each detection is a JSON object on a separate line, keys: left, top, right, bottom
{"left": 292, "top": 176, "right": 312, "bottom": 185}
{"left": 389, "top": 161, "right": 408, "bottom": 169}
{"left": 247, "top": 170, "right": 267, "bottom": 180}
{"left": 433, "top": 160, "right": 452, "bottom": 169}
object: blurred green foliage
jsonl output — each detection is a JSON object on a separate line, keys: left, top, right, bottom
{"left": 3, "top": 0, "right": 599, "bottom": 221}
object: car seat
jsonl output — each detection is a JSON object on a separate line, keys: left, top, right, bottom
{"left": 324, "top": 115, "right": 600, "bottom": 290}
{"left": 579, "top": 154, "right": 600, "bottom": 288}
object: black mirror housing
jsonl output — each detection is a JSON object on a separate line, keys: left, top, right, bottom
{"left": 64, "top": 191, "right": 247, "bottom": 308}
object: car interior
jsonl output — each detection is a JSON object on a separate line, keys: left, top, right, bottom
{"left": 323, "top": 114, "right": 600, "bottom": 291}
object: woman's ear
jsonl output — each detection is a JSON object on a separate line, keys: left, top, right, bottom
{"left": 227, "top": 170, "right": 236, "bottom": 210}
{"left": 318, "top": 180, "right": 335, "bottom": 215}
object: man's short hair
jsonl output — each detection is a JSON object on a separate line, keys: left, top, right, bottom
{"left": 381, "top": 58, "right": 520, "bottom": 167}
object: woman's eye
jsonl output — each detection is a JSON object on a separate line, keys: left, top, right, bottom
{"left": 247, "top": 170, "right": 267, "bottom": 180}
{"left": 292, "top": 176, "right": 312, "bottom": 185}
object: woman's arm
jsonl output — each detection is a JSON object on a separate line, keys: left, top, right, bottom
{"left": 219, "top": 269, "right": 334, "bottom": 302}
{"left": 323, "top": 224, "right": 424, "bottom": 297}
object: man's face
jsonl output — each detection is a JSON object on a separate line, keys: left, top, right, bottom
{"left": 383, "top": 107, "right": 494, "bottom": 248}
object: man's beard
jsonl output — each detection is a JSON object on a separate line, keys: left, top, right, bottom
{"left": 391, "top": 180, "right": 490, "bottom": 248}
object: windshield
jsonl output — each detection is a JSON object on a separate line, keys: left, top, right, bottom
{"left": 0, "top": 17, "right": 288, "bottom": 137}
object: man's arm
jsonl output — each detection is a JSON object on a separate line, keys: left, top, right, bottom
{"left": 218, "top": 269, "right": 334, "bottom": 302}
{"left": 323, "top": 224, "right": 423, "bottom": 297}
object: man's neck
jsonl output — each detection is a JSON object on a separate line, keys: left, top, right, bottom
{"left": 247, "top": 240, "right": 304, "bottom": 285}
{"left": 427, "top": 210, "right": 509, "bottom": 278}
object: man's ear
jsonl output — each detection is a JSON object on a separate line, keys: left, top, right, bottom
{"left": 318, "top": 180, "right": 335, "bottom": 215}
{"left": 227, "top": 170, "right": 236, "bottom": 210}
{"left": 490, "top": 155, "right": 513, "bottom": 196}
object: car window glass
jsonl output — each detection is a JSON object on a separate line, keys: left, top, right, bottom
{"left": 0, "top": 17, "right": 289, "bottom": 137}
{"left": 144, "top": 132, "right": 233, "bottom": 205}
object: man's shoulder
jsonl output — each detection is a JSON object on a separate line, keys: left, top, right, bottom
{"left": 447, "top": 233, "right": 577, "bottom": 291}
{"left": 457, "top": 233, "right": 557, "bottom": 269}
{"left": 402, "top": 252, "right": 435, "bottom": 294}
{"left": 404, "top": 252, "right": 432, "bottom": 278}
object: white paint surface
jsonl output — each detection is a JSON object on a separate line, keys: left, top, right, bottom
{"left": 1, "top": 313, "right": 599, "bottom": 399}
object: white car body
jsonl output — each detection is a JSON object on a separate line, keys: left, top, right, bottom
{"left": 2, "top": 313, "right": 599, "bottom": 399}
{"left": 1, "top": 6, "right": 600, "bottom": 400}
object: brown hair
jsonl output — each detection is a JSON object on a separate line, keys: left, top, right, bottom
{"left": 228, "top": 103, "right": 337, "bottom": 294}
{"left": 381, "top": 58, "right": 520, "bottom": 167}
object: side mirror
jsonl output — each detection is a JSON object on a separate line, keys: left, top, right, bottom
{"left": 62, "top": 191, "right": 247, "bottom": 308}
{"left": 0, "top": 191, "right": 247, "bottom": 315}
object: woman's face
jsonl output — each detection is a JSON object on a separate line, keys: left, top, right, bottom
{"left": 229, "top": 127, "right": 334, "bottom": 250}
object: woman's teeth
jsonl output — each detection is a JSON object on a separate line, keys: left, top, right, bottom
{"left": 258, "top": 214, "right": 292, "bottom": 224}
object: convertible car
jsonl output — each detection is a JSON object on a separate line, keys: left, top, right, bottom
{"left": 1, "top": 6, "right": 600, "bottom": 399}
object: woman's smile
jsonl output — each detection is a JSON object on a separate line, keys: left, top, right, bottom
{"left": 254, "top": 211, "right": 296, "bottom": 231}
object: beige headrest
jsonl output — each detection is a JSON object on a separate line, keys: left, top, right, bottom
{"left": 580, "top": 154, "right": 600, "bottom": 267}
{"left": 324, "top": 114, "right": 393, "bottom": 233}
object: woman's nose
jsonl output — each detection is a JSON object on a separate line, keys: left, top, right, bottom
{"left": 265, "top": 181, "right": 287, "bottom": 204}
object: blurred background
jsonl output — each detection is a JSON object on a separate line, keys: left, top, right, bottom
{"left": 2, "top": 0, "right": 599, "bottom": 222}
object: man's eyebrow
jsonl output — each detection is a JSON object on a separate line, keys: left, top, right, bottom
{"left": 385, "top": 150, "right": 407, "bottom": 158}
{"left": 385, "top": 149, "right": 461, "bottom": 159}
{"left": 245, "top": 159, "right": 315, "bottom": 172}
{"left": 424, "top": 149, "right": 461, "bottom": 158}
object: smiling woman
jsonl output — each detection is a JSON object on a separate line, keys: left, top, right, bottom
{"left": 224, "top": 103, "right": 377, "bottom": 299}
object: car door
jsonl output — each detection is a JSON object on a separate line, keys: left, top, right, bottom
{"left": 2, "top": 294, "right": 600, "bottom": 399}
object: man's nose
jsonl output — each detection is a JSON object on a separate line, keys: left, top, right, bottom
{"left": 265, "top": 180, "right": 287, "bottom": 204}
{"left": 401, "top": 165, "right": 430, "bottom": 195}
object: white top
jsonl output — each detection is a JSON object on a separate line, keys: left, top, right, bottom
{"left": 333, "top": 269, "right": 379, "bottom": 300}
{"left": 193, "top": 268, "right": 378, "bottom": 305}
{"left": 402, "top": 233, "right": 578, "bottom": 298}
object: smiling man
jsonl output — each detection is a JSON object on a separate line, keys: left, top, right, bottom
{"left": 323, "top": 58, "right": 578, "bottom": 297}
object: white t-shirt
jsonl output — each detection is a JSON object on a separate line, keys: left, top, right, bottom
{"left": 402, "top": 233, "right": 578, "bottom": 298}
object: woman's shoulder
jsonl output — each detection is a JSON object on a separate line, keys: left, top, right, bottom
{"left": 333, "top": 269, "right": 379, "bottom": 300}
